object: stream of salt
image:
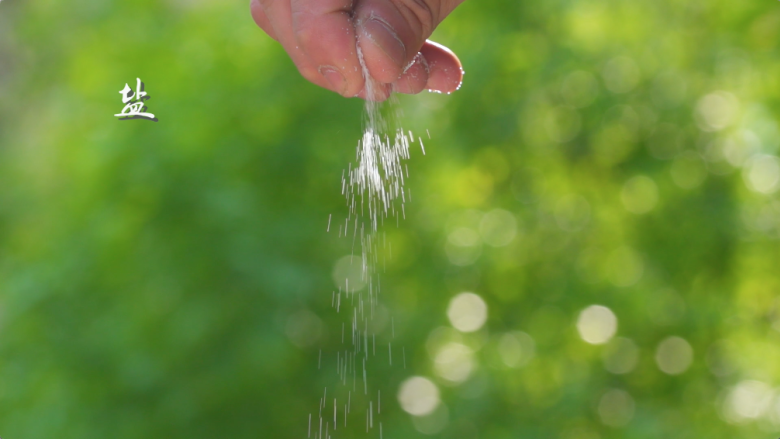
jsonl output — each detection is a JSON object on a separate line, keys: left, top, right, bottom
{"left": 307, "top": 47, "right": 424, "bottom": 439}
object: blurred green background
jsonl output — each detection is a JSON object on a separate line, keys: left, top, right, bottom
{"left": 1, "top": 0, "right": 780, "bottom": 438}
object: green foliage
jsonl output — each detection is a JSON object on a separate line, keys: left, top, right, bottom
{"left": 1, "top": 0, "right": 779, "bottom": 438}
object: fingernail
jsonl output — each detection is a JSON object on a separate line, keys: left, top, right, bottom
{"left": 319, "top": 66, "right": 346, "bottom": 95}
{"left": 361, "top": 17, "right": 406, "bottom": 67}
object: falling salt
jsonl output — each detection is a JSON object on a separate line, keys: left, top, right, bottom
{"left": 306, "top": 39, "right": 431, "bottom": 439}
{"left": 343, "top": 47, "right": 414, "bottom": 239}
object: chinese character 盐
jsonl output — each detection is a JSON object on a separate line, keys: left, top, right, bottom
{"left": 115, "top": 78, "right": 156, "bottom": 121}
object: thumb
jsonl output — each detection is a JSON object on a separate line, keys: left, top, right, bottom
{"left": 354, "top": 0, "right": 464, "bottom": 84}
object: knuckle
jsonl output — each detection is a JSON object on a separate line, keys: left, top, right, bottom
{"left": 394, "top": 0, "right": 439, "bottom": 38}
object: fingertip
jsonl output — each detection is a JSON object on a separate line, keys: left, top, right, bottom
{"left": 427, "top": 65, "right": 464, "bottom": 94}
{"left": 420, "top": 40, "right": 463, "bottom": 94}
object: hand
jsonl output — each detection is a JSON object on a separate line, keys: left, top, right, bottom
{"left": 250, "top": 0, "right": 466, "bottom": 101}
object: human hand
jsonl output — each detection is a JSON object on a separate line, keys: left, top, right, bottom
{"left": 250, "top": 0, "right": 466, "bottom": 101}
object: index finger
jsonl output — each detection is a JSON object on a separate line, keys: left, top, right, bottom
{"left": 290, "top": 0, "right": 365, "bottom": 97}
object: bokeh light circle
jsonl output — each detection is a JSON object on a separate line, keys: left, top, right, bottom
{"left": 398, "top": 376, "right": 440, "bottom": 416}
{"left": 655, "top": 336, "right": 693, "bottom": 375}
{"left": 332, "top": 255, "right": 366, "bottom": 292}
{"left": 447, "top": 293, "right": 488, "bottom": 333}
{"left": 434, "top": 342, "right": 475, "bottom": 383}
{"left": 743, "top": 154, "right": 780, "bottom": 194}
{"left": 602, "top": 337, "right": 639, "bottom": 374}
{"left": 620, "top": 175, "right": 659, "bottom": 214}
{"left": 722, "top": 380, "right": 774, "bottom": 423}
{"left": 497, "top": 331, "right": 536, "bottom": 368}
{"left": 479, "top": 209, "right": 518, "bottom": 247}
{"left": 695, "top": 91, "right": 739, "bottom": 132}
{"left": 577, "top": 305, "right": 618, "bottom": 345}
{"left": 598, "top": 389, "right": 635, "bottom": 427}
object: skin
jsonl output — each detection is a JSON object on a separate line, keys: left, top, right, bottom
{"left": 250, "top": 0, "right": 466, "bottom": 101}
